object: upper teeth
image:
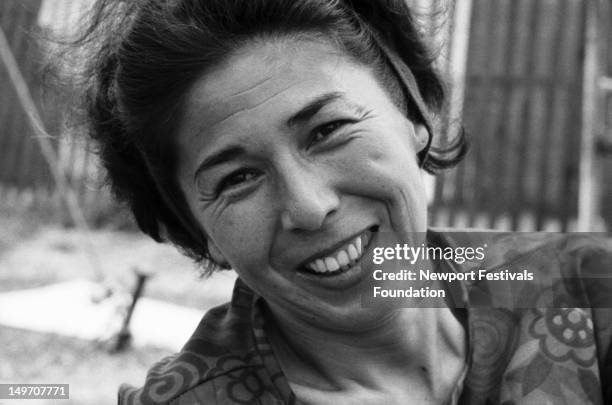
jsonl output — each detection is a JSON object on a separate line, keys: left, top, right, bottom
{"left": 305, "top": 231, "right": 370, "bottom": 274}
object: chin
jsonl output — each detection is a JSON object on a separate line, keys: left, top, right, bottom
{"left": 310, "top": 298, "right": 402, "bottom": 332}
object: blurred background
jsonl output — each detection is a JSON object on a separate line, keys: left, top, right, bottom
{"left": 0, "top": 0, "right": 610, "bottom": 404}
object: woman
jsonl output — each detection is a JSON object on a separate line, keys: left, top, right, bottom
{"left": 72, "top": 0, "right": 612, "bottom": 403}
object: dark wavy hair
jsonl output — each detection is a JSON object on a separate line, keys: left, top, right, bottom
{"left": 70, "top": 0, "right": 467, "bottom": 270}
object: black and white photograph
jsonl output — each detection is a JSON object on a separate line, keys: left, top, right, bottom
{"left": 1, "top": 0, "right": 611, "bottom": 404}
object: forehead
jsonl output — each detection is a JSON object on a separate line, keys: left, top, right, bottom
{"left": 177, "top": 37, "right": 379, "bottom": 139}
{"left": 203, "top": 37, "right": 350, "bottom": 103}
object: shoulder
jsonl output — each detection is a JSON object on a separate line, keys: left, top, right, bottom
{"left": 437, "top": 230, "right": 612, "bottom": 402}
{"left": 118, "top": 280, "right": 272, "bottom": 405}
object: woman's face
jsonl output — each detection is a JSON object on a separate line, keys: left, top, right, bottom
{"left": 176, "top": 37, "right": 429, "bottom": 329}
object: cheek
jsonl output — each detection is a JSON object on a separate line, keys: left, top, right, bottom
{"left": 341, "top": 133, "right": 427, "bottom": 229}
{"left": 364, "top": 154, "right": 425, "bottom": 207}
{"left": 203, "top": 198, "right": 276, "bottom": 268}
{"left": 351, "top": 117, "right": 420, "bottom": 176}
{"left": 351, "top": 134, "right": 423, "bottom": 195}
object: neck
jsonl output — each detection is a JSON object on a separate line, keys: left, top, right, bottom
{"left": 263, "top": 303, "right": 465, "bottom": 391}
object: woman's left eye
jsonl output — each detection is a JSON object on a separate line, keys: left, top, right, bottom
{"left": 310, "top": 120, "right": 350, "bottom": 145}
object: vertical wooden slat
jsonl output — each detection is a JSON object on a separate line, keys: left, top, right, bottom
{"left": 603, "top": 0, "right": 612, "bottom": 229}
{"left": 0, "top": 1, "right": 20, "bottom": 192}
{"left": 559, "top": 0, "right": 586, "bottom": 231}
{"left": 1, "top": 3, "right": 31, "bottom": 189}
{"left": 577, "top": 0, "right": 603, "bottom": 230}
{"left": 537, "top": 0, "right": 581, "bottom": 230}
{"left": 533, "top": 0, "right": 569, "bottom": 230}
{"left": 14, "top": 2, "right": 44, "bottom": 195}
{"left": 468, "top": 0, "right": 522, "bottom": 228}
{"left": 508, "top": 0, "right": 543, "bottom": 230}
{"left": 26, "top": 1, "right": 49, "bottom": 198}
{"left": 446, "top": 0, "right": 493, "bottom": 226}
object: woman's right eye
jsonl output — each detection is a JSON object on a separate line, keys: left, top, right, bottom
{"left": 217, "top": 169, "right": 260, "bottom": 194}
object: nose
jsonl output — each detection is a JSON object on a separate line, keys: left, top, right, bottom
{"left": 278, "top": 161, "right": 339, "bottom": 232}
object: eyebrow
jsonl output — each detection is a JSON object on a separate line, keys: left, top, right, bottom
{"left": 286, "top": 92, "right": 344, "bottom": 128}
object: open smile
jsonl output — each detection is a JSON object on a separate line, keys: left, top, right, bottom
{"left": 299, "top": 226, "right": 377, "bottom": 277}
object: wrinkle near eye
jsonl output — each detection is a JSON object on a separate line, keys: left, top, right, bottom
{"left": 203, "top": 198, "right": 232, "bottom": 225}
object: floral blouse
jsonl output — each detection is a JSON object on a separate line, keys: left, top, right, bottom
{"left": 118, "top": 231, "right": 612, "bottom": 404}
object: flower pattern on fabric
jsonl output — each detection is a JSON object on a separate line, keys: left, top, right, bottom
{"left": 120, "top": 352, "right": 212, "bottom": 404}
{"left": 209, "top": 353, "right": 268, "bottom": 403}
{"left": 466, "top": 308, "right": 519, "bottom": 399}
{"left": 530, "top": 306, "right": 596, "bottom": 367}
{"left": 226, "top": 368, "right": 267, "bottom": 403}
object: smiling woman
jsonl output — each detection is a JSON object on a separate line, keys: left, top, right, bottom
{"left": 176, "top": 38, "right": 434, "bottom": 328}
{"left": 69, "top": 0, "right": 612, "bottom": 404}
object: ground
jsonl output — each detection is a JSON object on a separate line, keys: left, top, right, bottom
{"left": 0, "top": 206, "right": 235, "bottom": 405}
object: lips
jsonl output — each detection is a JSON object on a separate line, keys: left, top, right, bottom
{"left": 300, "top": 228, "right": 374, "bottom": 275}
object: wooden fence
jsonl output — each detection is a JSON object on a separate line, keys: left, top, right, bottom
{"left": 0, "top": 0, "right": 106, "bottom": 220}
{"left": 0, "top": 0, "right": 609, "bottom": 230}
{"left": 0, "top": 0, "right": 49, "bottom": 199}
{"left": 602, "top": 0, "right": 612, "bottom": 226}
{"left": 429, "top": 0, "right": 610, "bottom": 231}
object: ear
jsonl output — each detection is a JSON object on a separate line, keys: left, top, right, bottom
{"left": 208, "top": 239, "right": 230, "bottom": 268}
{"left": 413, "top": 123, "right": 429, "bottom": 153}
